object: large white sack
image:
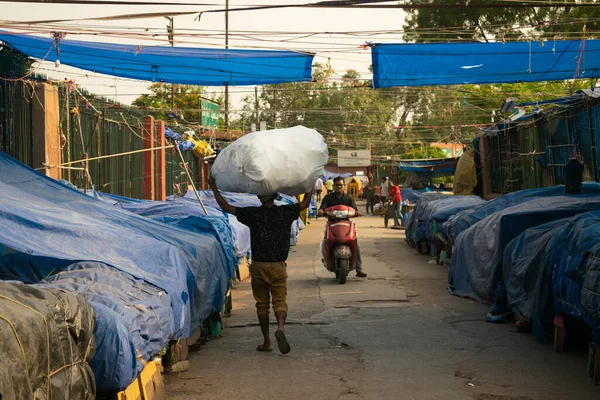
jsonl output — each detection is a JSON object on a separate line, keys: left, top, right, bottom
{"left": 211, "top": 126, "right": 329, "bottom": 196}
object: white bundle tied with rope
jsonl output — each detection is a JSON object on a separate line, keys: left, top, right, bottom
{"left": 211, "top": 126, "right": 329, "bottom": 196}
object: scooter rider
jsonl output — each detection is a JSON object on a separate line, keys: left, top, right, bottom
{"left": 318, "top": 176, "right": 367, "bottom": 278}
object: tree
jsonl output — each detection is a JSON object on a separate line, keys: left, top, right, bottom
{"left": 403, "top": 1, "right": 600, "bottom": 43}
{"left": 132, "top": 83, "right": 223, "bottom": 123}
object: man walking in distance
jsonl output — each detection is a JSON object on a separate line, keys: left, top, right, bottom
{"left": 314, "top": 177, "right": 324, "bottom": 202}
{"left": 380, "top": 176, "right": 389, "bottom": 204}
{"left": 209, "top": 176, "right": 313, "bottom": 354}
{"left": 363, "top": 176, "right": 376, "bottom": 214}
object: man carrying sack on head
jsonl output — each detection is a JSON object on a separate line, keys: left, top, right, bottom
{"left": 209, "top": 176, "right": 313, "bottom": 354}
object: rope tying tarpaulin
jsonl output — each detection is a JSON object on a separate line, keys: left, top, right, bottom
{"left": 371, "top": 40, "right": 600, "bottom": 88}
{"left": 0, "top": 31, "right": 315, "bottom": 86}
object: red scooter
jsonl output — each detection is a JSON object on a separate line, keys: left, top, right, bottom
{"left": 321, "top": 205, "right": 359, "bottom": 284}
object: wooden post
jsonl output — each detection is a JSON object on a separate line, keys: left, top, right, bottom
{"left": 142, "top": 116, "right": 155, "bottom": 200}
{"left": 154, "top": 120, "right": 166, "bottom": 201}
{"left": 31, "top": 83, "right": 61, "bottom": 180}
{"left": 594, "top": 344, "right": 600, "bottom": 383}
{"left": 554, "top": 316, "right": 565, "bottom": 353}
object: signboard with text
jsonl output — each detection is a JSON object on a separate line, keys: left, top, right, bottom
{"left": 337, "top": 150, "right": 371, "bottom": 167}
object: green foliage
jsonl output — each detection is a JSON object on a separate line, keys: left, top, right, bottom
{"left": 403, "top": 1, "right": 600, "bottom": 43}
{"left": 400, "top": 147, "right": 448, "bottom": 160}
{"left": 132, "top": 83, "right": 223, "bottom": 123}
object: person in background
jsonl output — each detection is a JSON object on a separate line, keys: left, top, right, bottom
{"left": 318, "top": 176, "right": 367, "bottom": 278}
{"left": 380, "top": 176, "right": 389, "bottom": 204}
{"left": 314, "top": 177, "right": 324, "bottom": 202}
{"left": 209, "top": 175, "right": 313, "bottom": 354}
{"left": 388, "top": 180, "right": 402, "bottom": 227}
{"left": 363, "top": 176, "right": 376, "bottom": 214}
{"left": 325, "top": 177, "right": 334, "bottom": 194}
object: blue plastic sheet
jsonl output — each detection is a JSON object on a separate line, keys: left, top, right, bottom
{"left": 39, "top": 262, "right": 175, "bottom": 392}
{"left": 0, "top": 152, "right": 230, "bottom": 339}
{"left": 399, "top": 158, "right": 458, "bottom": 173}
{"left": 0, "top": 32, "right": 314, "bottom": 86}
{"left": 503, "top": 219, "right": 566, "bottom": 327}
{"left": 450, "top": 195, "right": 600, "bottom": 302}
{"left": 371, "top": 40, "right": 600, "bottom": 88}
{"left": 553, "top": 211, "right": 600, "bottom": 343}
{"left": 320, "top": 170, "right": 352, "bottom": 181}
{"left": 405, "top": 192, "right": 453, "bottom": 245}
{"left": 444, "top": 183, "right": 600, "bottom": 245}
{"left": 92, "top": 192, "right": 236, "bottom": 278}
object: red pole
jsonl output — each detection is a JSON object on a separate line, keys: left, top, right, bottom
{"left": 142, "top": 115, "right": 155, "bottom": 200}
{"left": 154, "top": 120, "right": 167, "bottom": 201}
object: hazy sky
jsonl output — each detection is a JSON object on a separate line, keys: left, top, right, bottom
{"left": 1, "top": 1, "right": 407, "bottom": 108}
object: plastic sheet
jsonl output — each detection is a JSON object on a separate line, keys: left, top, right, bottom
{"left": 453, "top": 149, "right": 477, "bottom": 195}
{"left": 553, "top": 211, "right": 600, "bottom": 343}
{"left": 39, "top": 262, "right": 175, "bottom": 392}
{"left": 503, "top": 219, "right": 566, "bottom": 327}
{"left": 0, "top": 151, "right": 230, "bottom": 338}
{"left": 405, "top": 192, "right": 453, "bottom": 245}
{"left": 0, "top": 282, "right": 96, "bottom": 399}
{"left": 450, "top": 195, "right": 600, "bottom": 302}
{"left": 211, "top": 126, "right": 328, "bottom": 196}
{"left": 445, "top": 183, "right": 600, "bottom": 245}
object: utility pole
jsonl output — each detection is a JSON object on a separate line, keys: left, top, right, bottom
{"left": 273, "top": 88, "right": 277, "bottom": 129}
{"left": 254, "top": 86, "right": 259, "bottom": 126}
{"left": 165, "top": 17, "right": 175, "bottom": 109}
{"left": 224, "top": 0, "right": 229, "bottom": 133}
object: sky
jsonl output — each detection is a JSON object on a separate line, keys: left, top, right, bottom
{"left": 1, "top": 1, "right": 407, "bottom": 109}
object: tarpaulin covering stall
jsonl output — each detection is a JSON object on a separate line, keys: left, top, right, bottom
{"left": 0, "top": 282, "right": 96, "bottom": 399}
{"left": 429, "top": 196, "right": 486, "bottom": 242}
{"left": 503, "top": 219, "right": 567, "bottom": 333}
{"left": 0, "top": 151, "right": 231, "bottom": 339}
{"left": 450, "top": 195, "right": 600, "bottom": 302}
{"left": 39, "top": 262, "right": 175, "bottom": 392}
{"left": 90, "top": 191, "right": 236, "bottom": 278}
{"left": 553, "top": 211, "right": 600, "bottom": 343}
{"left": 405, "top": 192, "right": 452, "bottom": 245}
{"left": 371, "top": 40, "right": 600, "bottom": 88}
{"left": 443, "top": 183, "right": 600, "bottom": 246}
{"left": 0, "top": 31, "right": 315, "bottom": 86}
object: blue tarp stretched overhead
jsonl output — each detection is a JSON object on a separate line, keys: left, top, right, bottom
{"left": 444, "top": 183, "right": 600, "bottom": 245}
{"left": 39, "top": 262, "right": 175, "bottom": 392}
{"left": 371, "top": 40, "right": 600, "bottom": 88}
{"left": 399, "top": 158, "right": 458, "bottom": 174}
{"left": 0, "top": 32, "right": 314, "bottom": 86}
{"left": 450, "top": 195, "right": 600, "bottom": 303}
{"left": 0, "top": 151, "right": 230, "bottom": 339}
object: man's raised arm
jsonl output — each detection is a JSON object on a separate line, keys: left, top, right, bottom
{"left": 208, "top": 176, "right": 236, "bottom": 215}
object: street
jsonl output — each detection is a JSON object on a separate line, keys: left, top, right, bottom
{"left": 165, "top": 213, "right": 600, "bottom": 400}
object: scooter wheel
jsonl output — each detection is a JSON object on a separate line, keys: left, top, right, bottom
{"left": 337, "top": 259, "right": 348, "bottom": 284}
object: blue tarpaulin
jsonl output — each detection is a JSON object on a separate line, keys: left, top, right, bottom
{"left": 371, "top": 40, "right": 600, "bottom": 88}
{"left": 444, "top": 183, "right": 600, "bottom": 245}
{"left": 39, "top": 262, "right": 175, "bottom": 392}
{"left": 399, "top": 158, "right": 458, "bottom": 173}
{"left": 450, "top": 195, "right": 600, "bottom": 303}
{"left": 553, "top": 211, "right": 600, "bottom": 343}
{"left": 0, "top": 151, "right": 230, "bottom": 339}
{"left": 503, "top": 219, "right": 567, "bottom": 330}
{"left": 0, "top": 32, "right": 314, "bottom": 86}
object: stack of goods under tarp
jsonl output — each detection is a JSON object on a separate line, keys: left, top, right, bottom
{"left": 497, "top": 211, "right": 600, "bottom": 341}
{"left": 405, "top": 192, "right": 452, "bottom": 248}
{"left": 442, "top": 183, "right": 600, "bottom": 247}
{"left": 39, "top": 262, "right": 175, "bottom": 392}
{"left": 0, "top": 151, "right": 234, "bottom": 393}
{"left": 450, "top": 194, "right": 600, "bottom": 302}
{"left": 0, "top": 282, "right": 96, "bottom": 399}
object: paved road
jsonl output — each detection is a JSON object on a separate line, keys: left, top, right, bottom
{"left": 166, "top": 214, "right": 600, "bottom": 400}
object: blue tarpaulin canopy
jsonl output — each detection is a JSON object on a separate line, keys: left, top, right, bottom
{"left": 371, "top": 40, "right": 600, "bottom": 88}
{"left": 0, "top": 32, "right": 314, "bottom": 86}
{"left": 399, "top": 157, "right": 458, "bottom": 173}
